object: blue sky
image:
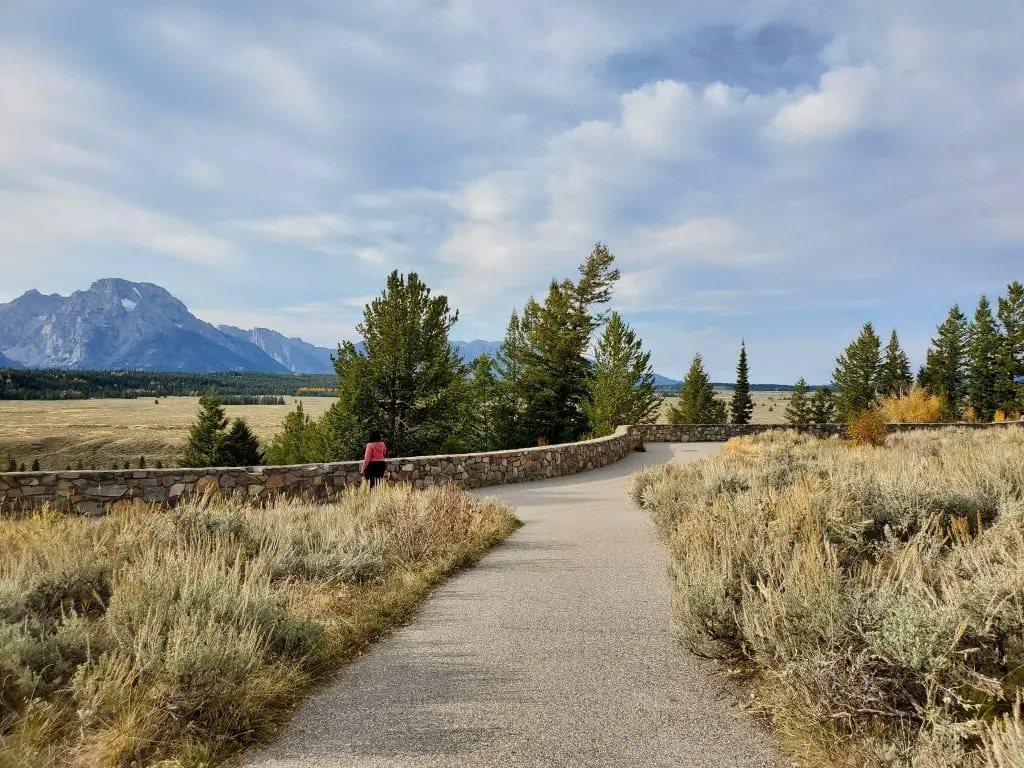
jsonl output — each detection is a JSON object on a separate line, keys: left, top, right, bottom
{"left": 1, "top": 1, "right": 1021, "bottom": 383}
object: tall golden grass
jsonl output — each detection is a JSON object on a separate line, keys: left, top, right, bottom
{"left": 0, "top": 485, "right": 518, "bottom": 767}
{"left": 630, "top": 427, "right": 1024, "bottom": 768}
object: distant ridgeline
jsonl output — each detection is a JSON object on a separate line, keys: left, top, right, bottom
{"left": 0, "top": 369, "right": 338, "bottom": 400}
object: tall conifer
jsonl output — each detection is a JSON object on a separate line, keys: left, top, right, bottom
{"left": 584, "top": 312, "right": 659, "bottom": 437}
{"left": 997, "top": 281, "right": 1024, "bottom": 414}
{"left": 729, "top": 342, "right": 754, "bottom": 425}
{"left": 967, "top": 296, "right": 1000, "bottom": 421}
{"left": 923, "top": 305, "right": 970, "bottom": 419}
{"left": 668, "top": 354, "right": 727, "bottom": 424}
{"left": 332, "top": 271, "right": 466, "bottom": 458}
{"left": 832, "top": 323, "right": 882, "bottom": 421}
{"left": 878, "top": 329, "right": 913, "bottom": 397}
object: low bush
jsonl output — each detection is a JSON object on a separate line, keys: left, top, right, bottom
{"left": 847, "top": 409, "right": 888, "bottom": 446}
{"left": 630, "top": 426, "right": 1024, "bottom": 767}
{"left": 0, "top": 485, "right": 518, "bottom": 767}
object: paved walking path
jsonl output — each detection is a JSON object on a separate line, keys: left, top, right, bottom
{"left": 245, "top": 443, "right": 782, "bottom": 768}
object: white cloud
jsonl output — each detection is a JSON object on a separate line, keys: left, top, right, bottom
{"left": 769, "top": 65, "right": 879, "bottom": 141}
{"left": 0, "top": 180, "right": 239, "bottom": 267}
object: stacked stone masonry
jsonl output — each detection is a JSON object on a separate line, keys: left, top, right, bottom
{"left": 0, "top": 422, "right": 1019, "bottom": 516}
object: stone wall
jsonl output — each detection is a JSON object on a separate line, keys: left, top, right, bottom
{"left": 1, "top": 421, "right": 1020, "bottom": 516}
{"left": 0, "top": 426, "right": 637, "bottom": 516}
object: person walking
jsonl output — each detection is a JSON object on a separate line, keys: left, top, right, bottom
{"left": 361, "top": 430, "right": 388, "bottom": 488}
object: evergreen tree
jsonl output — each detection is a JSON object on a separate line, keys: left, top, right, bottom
{"left": 491, "top": 312, "right": 531, "bottom": 449}
{"left": 5, "top": 457, "right": 15, "bottom": 472}
{"left": 668, "top": 354, "right": 727, "bottom": 424}
{"left": 967, "top": 295, "right": 1001, "bottom": 421}
{"left": 878, "top": 329, "right": 913, "bottom": 397}
{"left": 266, "top": 402, "right": 317, "bottom": 465}
{"left": 729, "top": 341, "right": 754, "bottom": 425}
{"left": 583, "top": 312, "right": 659, "bottom": 437}
{"left": 810, "top": 386, "right": 836, "bottom": 423}
{"left": 331, "top": 271, "right": 467, "bottom": 459}
{"left": 518, "top": 244, "right": 620, "bottom": 445}
{"left": 784, "top": 378, "right": 812, "bottom": 424}
{"left": 18, "top": 463, "right": 25, "bottom": 472}
{"left": 220, "top": 418, "right": 264, "bottom": 466}
{"left": 996, "top": 281, "right": 1024, "bottom": 413}
{"left": 832, "top": 322, "right": 882, "bottom": 420}
{"left": 922, "top": 305, "right": 970, "bottom": 419}
{"left": 446, "top": 355, "right": 500, "bottom": 453}
{"left": 182, "top": 393, "right": 229, "bottom": 467}
{"left": 137, "top": 456, "right": 146, "bottom": 469}
{"left": 75, "top": 460, "right": 83, "bottom": 471}
{"left": 31, "top": 458, "right": 40, "bottom": 471}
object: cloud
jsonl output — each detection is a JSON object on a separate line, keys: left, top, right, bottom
{"left": 769, "top": 65, "right": 878, "bottom": 141}
{"left": 2, "top": 0, "right": 1023, "bottom": 384}
{"left": 0, "top": 180, "right": 239, "bottom": 267}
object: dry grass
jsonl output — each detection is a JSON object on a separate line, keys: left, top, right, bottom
{"left": 0, "top": 485, "right": 518, "bottom": 768}
{"left": 0, "top": 397, "right": 334, "bottom": 471}
{"left": 658, "top": 390, "right": 792, "bottom": 425}
{"left": 630, "top": 427, "right": 1024, "bottom": 768}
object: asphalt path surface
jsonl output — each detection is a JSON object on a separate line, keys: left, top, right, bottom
{"left": 243, "top": 442, "right": 783, "bottom": 768}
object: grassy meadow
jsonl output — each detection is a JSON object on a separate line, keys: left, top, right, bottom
{"left": 0, "top": 397, "right": 334, "bottom": 471}
{"left": 630, "top": 427, "right": 1024, "bottom": 767}
{"left": 0, "top": 484, "right": 518, "bottom": 768}
{"left": 658, "top": 389, "right": 792, "bottom": 425}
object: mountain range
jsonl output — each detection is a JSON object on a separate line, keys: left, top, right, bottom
{"left": 0, "top": 279, "right": 511, "bottom": 375}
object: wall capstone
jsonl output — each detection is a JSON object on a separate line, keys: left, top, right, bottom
{"left": 0, "top": 421, "right": 1019, "bottom": 516}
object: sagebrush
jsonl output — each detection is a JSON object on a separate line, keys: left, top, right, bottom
{"left": 630, "top": 427, "right": 1024, "bottom": 767}
{"left": 0, "top": 485, "right": 517, "bottom": 767}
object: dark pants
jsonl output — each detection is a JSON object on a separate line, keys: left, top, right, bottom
{"left": 364, "top": 461, "right": 387, "bottom": 488}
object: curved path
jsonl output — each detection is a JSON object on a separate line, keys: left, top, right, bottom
{"left": 244, "top": 443, "right": 782, "bottom": 768}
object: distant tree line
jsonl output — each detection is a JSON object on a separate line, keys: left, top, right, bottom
{"left": 0, "top": 370, "right": 337, "bottom": 400}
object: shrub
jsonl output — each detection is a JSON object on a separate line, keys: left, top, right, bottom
{"left": 846, "top": 409, "right": 888, "bottom": 446}
{"left": 0, "top": 486, "right": 517, "bottom": 767}
{"left": 632, "top": 427, "right": 1024, "bottom": 767}
{"left": 882, "top": 387, "right": 943, "bottom": 423}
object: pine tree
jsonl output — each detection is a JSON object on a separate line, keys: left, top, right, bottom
{"left": 518, "top": 244, "right": 620, "bottom": 445}
{"left": 220, "top": 418, "right": 264, "bottom": 466}
{"left": 491, "top": 312, "right": 531, "bottom": 450}
{"left": 668, "top": 354, "right": 727, "bottom": 424}
{"left": 810, "top": 386, "right": 836, "bottom": 423}
{"left": 31, "top": 458, "right": 40, "bottom": 471}
{"left": 5, "top": 457, "right": 15, "bottom": 473}
{"left": 996, "top": 281, "right": 1024, "bottom": 413}
{"left": 729, "top": 341, "right": 754, "bottom": 425}
{"left": 446, "top": 355, "right": 500, "bottom": 453}
{"left": 137, "top": 456, "right": 146, "bottom": 469}
{"left": 583, "top": 312, "right": 659, "bottom": 437}
{"left": 784, "top": 378, "right": 812, "bottom": 424}
{"left": 967, "top": 295, "right": 1001, "bottom": 421}
{"left": 878, "top": 329, "right": 913, "bottom": 397}
{"left": 266, "top": 402, "right": 316, "bottom": 465}
{"left": 331, "top": 271, "right": 467, "bottom": 458}
{"left": 18, "top": 463, "right": 25, "bottom": 472}
{"left": 832, "top": 322, "right": 882, "bottom": 420}
{"left": 923, "top": 305, "right": 970, "bottom": 419}
{"left": 182, "top": 393, "right": 229, "bottom": 467}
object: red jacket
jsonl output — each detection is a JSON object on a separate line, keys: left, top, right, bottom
{"left": 361, "top": 441, "right": 387, "bottom": 472}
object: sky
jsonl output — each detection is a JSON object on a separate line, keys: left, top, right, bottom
{"left": 1, "top": 1, "right": 1022, "bottom": 383}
